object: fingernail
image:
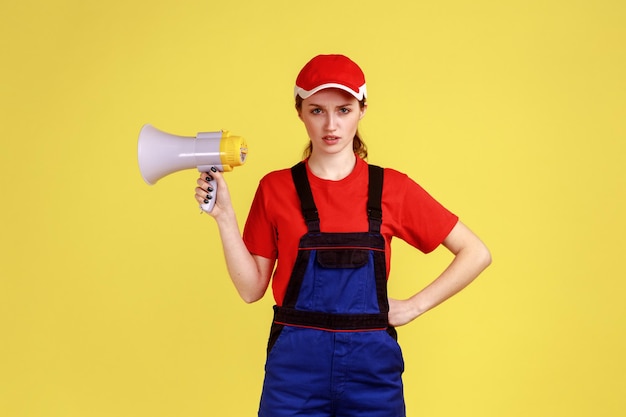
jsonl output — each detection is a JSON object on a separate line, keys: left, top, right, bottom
{"left": 203, "top": 199, "right": 209, "bottom": 204}
{"left": 210, "top": 166, "right": 217, "bottom": 172}
{"left": 207, "top": 187, "right": 213, "bottom": 192}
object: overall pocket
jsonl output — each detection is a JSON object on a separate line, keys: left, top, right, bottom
{"left": 315, "top": 248, "right": 369, "bottom": 268}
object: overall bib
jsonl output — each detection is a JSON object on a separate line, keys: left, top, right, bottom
{"left": 258, "top": 162, "right": 406, "bottom": 417}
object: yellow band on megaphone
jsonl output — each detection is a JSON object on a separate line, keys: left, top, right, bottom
{"left": 219, "top": 131, "right": 248, "bottom": 171}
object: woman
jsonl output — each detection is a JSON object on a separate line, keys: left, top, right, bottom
{"left": 195, "top": 54, "right": 491, "bottom": 417}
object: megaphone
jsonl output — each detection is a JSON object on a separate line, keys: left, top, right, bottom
{"left": 138, "top": 124, "right": 248, "bottom": 212}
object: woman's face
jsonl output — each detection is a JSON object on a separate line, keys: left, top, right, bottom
{"left": 298, "top": 88, "right": 366, "bottom": 157}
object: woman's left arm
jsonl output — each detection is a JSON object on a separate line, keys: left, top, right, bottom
{"left": 388, "top": 220, "right": 492, "bottom": 327}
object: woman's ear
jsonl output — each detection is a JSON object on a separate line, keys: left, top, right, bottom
{"left": 359, "top": 104, "right": 368, "bottom": 120}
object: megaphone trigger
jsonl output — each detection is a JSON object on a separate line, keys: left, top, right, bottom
{"left": 200, "top": 174, "right": 217, "bottom": 213}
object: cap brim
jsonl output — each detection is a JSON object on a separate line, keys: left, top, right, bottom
{"left": 294, "top": 83, "right": 367, "bottom": 101}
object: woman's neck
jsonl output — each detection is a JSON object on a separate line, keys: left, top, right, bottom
{"left": 307, "top": 152, "right": 357, "bottom": 181}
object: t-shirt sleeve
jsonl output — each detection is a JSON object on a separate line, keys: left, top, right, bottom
{"left": 242, "top": 180, "right": 278, "bottom": 260}
{"left": 384, "top": 169, "right": 459, "bottom": 254}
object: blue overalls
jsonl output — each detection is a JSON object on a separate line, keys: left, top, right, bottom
{"left": 258, "top": 162, "right": 406, "bottom": 417}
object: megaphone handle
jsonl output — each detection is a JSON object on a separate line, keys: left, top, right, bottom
{"left": 200, "top": 177, "right": 217, "bottom": 212}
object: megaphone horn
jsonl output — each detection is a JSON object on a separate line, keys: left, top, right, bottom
{"left": 137, "top": 124, "right": 248, "bottom": 212}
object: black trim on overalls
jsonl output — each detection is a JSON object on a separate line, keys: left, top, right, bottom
{"left": 268, "top": 161, "right": 396, "bottom": 353}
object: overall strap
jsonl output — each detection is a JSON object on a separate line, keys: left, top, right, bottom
{"left": 367, "top": 165, "right": 384, "bottom": 233}
{"left": 291, "top": 161, "right": 385, "bottom": 233}
{"left": 291, "top": 161, "right": 320, "bottom": 232}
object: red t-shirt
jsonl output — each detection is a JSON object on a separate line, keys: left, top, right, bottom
{"left": 242, "top": 157, "right": 459, "bottom": 305}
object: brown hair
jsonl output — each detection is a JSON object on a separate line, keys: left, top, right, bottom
{"left": 295, "top": 95, "right": 368, "bottom": 160}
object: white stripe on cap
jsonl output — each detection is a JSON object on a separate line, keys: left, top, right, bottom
{"left": 294, "top": 83, "right": 367, "bottom": 100}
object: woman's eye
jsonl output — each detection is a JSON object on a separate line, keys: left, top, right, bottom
{"left": 311, "top": 108, "right": 322, "bottom": 114}
{"left": 339, "top": 107, "right": 351, "bottom": 114}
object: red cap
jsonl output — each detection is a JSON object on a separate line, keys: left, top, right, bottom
{"left": 294, "top": 54, "right": 367, "bottom": 101}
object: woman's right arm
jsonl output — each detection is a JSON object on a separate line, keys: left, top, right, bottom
{"left": 196, "top": 170, "right": 273, "bottom": 303}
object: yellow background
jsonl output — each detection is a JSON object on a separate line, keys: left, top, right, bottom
{"left": 1, "top": 0, "right": 624, "bottom": 416}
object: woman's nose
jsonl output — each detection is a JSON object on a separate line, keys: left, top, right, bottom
{"left": 325, "top": 114, "right": 337, "bottom": 130}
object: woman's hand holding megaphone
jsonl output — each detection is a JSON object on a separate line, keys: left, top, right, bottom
{"left": 195, "top": 167, "right": 233, "bottom": 217}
